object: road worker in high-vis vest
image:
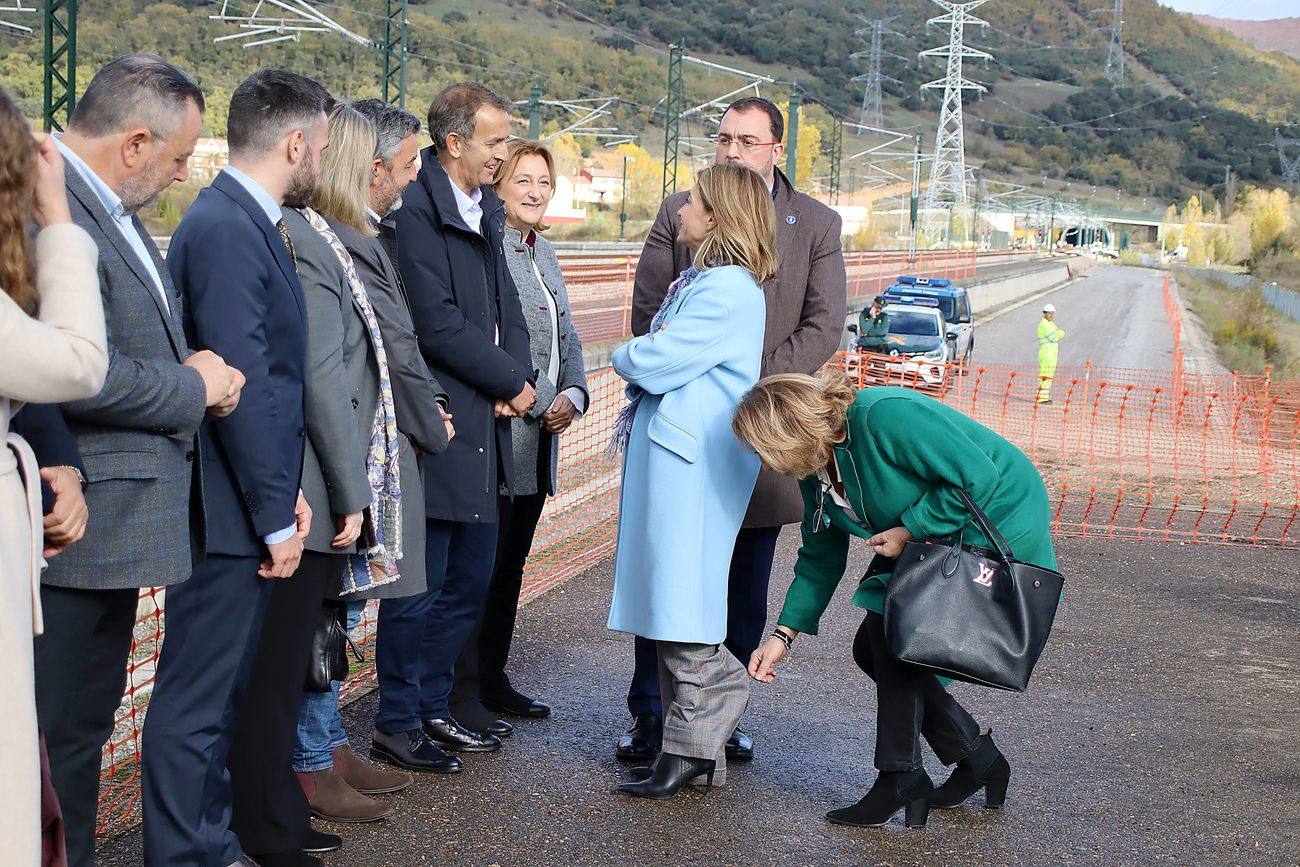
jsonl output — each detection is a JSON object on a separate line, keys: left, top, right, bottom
{"left": 1036, "top": 303, "right": 1064, "bottom": 404}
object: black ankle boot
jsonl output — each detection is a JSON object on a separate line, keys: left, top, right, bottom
{"left": 826, "top": 770, "right": 934, "bottom": 829}
{"left": 617, "top": 752, "right": 716, "bottom": 800}
{"left": 930, "top": 731, "right": 1010, "bottom": 810}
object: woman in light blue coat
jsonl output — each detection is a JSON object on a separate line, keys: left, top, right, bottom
{"left": 608, "top": 163, "right": 779, "bottom": 801}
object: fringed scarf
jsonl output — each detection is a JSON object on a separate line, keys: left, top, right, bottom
{"left": 607, "top": 265, "right": 701, "bottom": 456}
{"left": 299, "top": 208, "right": 403, "bottom": 594}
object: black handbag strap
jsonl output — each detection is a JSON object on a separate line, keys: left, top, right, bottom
{"left": 956, "top": 489, "right": 1014, "bottom": 564}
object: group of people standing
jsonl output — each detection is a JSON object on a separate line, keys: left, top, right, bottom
{"left": 0, "top": 49, "right": 1061, "bottom": 866}
{"left": 0, "top": 57, "right": 589, "bottom": 867}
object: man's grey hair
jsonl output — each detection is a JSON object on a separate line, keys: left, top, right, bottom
{"left": 350, "top": 98, "right": 422, "bottom": 163}
{"left": 426, "top": 82, "right": 510, "bottom": 153}
{"left": 69, "top": 53, "right": 205, "bottom": 140}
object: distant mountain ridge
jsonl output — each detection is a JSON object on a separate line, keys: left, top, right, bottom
{"left": 1194, "top": 15, "right": 1300, "bottom": 59}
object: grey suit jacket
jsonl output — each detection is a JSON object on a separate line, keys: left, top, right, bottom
{"left": 42, "top": 160, "right": 208, "bottom": 589}
{"left": 283, "top": 208, "right": 375, "bottom": 555}
{"left": 501, "top": 226, "right": 588, "bottom": 496}
{"left": 631, "top": 168, "right": 846, "bottom": 527}
{"left": 327, "top": 214, "right": 450, "bottom": 600}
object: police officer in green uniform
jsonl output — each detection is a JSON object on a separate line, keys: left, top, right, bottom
{"left": 857, "top": 296, "right": 890, "bottom": 353}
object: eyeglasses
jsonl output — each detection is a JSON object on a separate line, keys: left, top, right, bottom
{"left": 711, "top": 134, "right": 780, "bottom": 152}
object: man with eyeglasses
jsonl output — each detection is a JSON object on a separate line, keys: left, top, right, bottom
{"left": 621, "top": 95, "right": 847, "bottom": 765}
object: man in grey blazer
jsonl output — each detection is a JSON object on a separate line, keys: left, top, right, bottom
{"left": 620, "top": 96, "right": 846, "bottom": 765}
{"left": 31, "top": 55, "right": 243, "bottom": 867}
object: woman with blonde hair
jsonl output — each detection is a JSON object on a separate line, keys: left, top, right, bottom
{"left": 609, "top": 161, "right": 777, "bottom": 801}
{"left": 734, "top": 374, "right": 1056, "bottom": 829}
{"left": 0, "top": 85, "right": 107, "bottom": 863}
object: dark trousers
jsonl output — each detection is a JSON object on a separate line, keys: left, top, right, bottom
{"left": 627, "top": 525, "right": 781, "bottom": 718}
{"left": 33, "top": 585, "right": 139, "bottom": 867}
{"left": 228, "top": 551, "right": 339, "bottom": 856}
{"left": 374, "top": 515, "right": 499, "bottom": 733}
{"left": 852, "top": 612, "right": 981, "bottom": 771}
{"left": 141, "top": 554, "right": 273, "bottom": 867}
{"left": 451, "top": 484, "right": 548, "bottom": 715}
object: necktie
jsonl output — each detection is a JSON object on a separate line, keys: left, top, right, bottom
{"left": 276, "top": 218, "right": 297, "bottom": 264}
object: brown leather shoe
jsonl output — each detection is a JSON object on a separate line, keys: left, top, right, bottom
{"left": 333, "top": 744, "right": 413, "bottom": 795}
{"left": 297, "top": 768, "right": 393, "bottom": 824}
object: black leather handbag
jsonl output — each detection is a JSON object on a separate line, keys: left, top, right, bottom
{"left": 305, "top": 602, "right": 362, "bottom": 693}
{"left": 882, "top": 489, "right": 1064, "bottom": 692}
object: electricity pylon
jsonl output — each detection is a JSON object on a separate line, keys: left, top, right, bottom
{"left": 919, "top": 0, "right": 990, "bottom": 240}
{"left": 852, "top": 15, "right": 905, "bottom": 129}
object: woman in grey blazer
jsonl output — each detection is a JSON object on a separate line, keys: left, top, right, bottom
{"left": 449, "top": 141, "right": 589, "bottom": 731}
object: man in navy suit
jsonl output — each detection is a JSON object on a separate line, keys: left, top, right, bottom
{"left": 140, "top": 69, "right": 331, "bottom": 867}
{"left": 371, "top": 83, "right": 534, "bottom": 768}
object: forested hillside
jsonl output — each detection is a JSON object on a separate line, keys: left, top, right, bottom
{"left": 0, "top": 0, "right": 1296, "bottom": 205}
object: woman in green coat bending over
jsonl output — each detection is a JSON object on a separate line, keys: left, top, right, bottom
{"left": 733, "top": 374, "right": 1057, "bottom": 830}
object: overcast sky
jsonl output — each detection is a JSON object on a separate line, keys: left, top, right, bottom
{"left": 1157, "top": 1, "right": 1295, "bottom": 19}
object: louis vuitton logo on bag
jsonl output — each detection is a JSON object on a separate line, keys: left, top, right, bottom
{"left": 974, "top": 561, "right": 996, "bottom": 587}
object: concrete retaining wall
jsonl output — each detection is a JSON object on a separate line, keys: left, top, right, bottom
{"left": 966, "top": 261, "right": 1073, "bottom": 315}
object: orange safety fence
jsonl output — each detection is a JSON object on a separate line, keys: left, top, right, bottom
{"left": 93, "top": 265, "right": 1300, "bottom": 840}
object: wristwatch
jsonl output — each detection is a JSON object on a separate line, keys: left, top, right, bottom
{"left": 58, "top": 465, "right": 87, "bottom": 489}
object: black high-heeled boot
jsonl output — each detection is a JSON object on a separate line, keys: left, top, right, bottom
{"left": 617, "top": 752, "right": 716, "bottom": 800}
{"left": 825, "top": 770, "right": 934, "bottom": 829}
{"left": 930, "top": 731, "right": 1010, "bottom": 810}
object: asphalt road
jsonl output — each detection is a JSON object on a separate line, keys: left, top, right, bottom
{"left": 99, "top": 532, "right": 1300, "bottom": 866}
{"left": 973, "top": 264, "right": 1176, "bottom": 372}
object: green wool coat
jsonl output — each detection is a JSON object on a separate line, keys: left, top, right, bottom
{"left": 777, "top": 387, "right": 1059, "bottom": 636}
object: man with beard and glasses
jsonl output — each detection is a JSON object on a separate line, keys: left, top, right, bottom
{"left": 31, "top": 54, "right": 245, "bottom": 867}
{"left": 141, "top": 68, "right": 330, "bottom": 867}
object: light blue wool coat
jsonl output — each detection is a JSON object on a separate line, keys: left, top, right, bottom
{"left": 607, "top": 264, "right": 766, "bottom": 644}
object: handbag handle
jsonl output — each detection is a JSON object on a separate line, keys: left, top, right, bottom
{"left": 956, "top": 489, "right": 1015, "bottom": 564}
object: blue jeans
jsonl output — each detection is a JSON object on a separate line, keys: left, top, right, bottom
{"left": 292, "top": 601, "right": 365, "bottom": 773}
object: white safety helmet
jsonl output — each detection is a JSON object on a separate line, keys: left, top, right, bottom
{"left": 1042, "top": 303, "right": 1057, "bottom": 313}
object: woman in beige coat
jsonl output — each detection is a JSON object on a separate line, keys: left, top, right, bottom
{"left": 0, "top": 86, "right": 107, "bottom": 864}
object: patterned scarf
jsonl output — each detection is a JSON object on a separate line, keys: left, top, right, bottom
{"left": 607, "top": 265, "right": 701, "bottom": 456}
{"left": 299, "top": 208, "right": 403, "bottom": 594}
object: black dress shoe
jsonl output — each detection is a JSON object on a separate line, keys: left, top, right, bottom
{"left": 617, "top": 752, "right": 716, "bottom": 800}
{"left": 451, "top": 702, "right": 514, "bottom": 738}
{"left": 300, "top": 826, "right": 341, "bottom": 854}
{"left": 423, "top": 716, "right": 502, "bottom": 753}
{"left": 482, "top": 684, "right": 551, "bottom": 719}
{"left": 369, "top": 729, "right": 464, "bottom": 773}
{"left": 725, "top": 728, "right": 754, "bottom": 761}
{"left": 930, "top": 731, "right": 1010, "bottom": 809}
{"left": 616, "top": 712, "right": 662, "bottom": 762}
{"left": 826, "top": 770, "right": 934, "bottom": 829}
{"left": 248, "top": 851, "right": 322, "bottom": 867}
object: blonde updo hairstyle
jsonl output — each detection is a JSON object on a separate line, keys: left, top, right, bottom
{"left": 692, "top": 162, "right": 779, "bottom": 284}
{"left": 732, "top": 372, "right": 858, "bottom": 478}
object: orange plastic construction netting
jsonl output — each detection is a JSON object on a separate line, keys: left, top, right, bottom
{"left": 92, "top": 260, "right": 1299, "bottom": 838}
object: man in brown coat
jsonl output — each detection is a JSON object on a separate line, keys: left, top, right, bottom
{"left": 618, "top": 96, "right": 846, "bottom": 763}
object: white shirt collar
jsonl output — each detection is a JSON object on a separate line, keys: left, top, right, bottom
{"left": 221, "top": 165, "right": 283, "bottom": 225}
{"left": 449, "top": 178, "right": 483, "bottom": 231}
{"left": 54, "top": 135, "right": 125, "bottom": 220}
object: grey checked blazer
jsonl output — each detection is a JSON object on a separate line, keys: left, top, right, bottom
{"left": 282, "top": 208, "right": 376, "bottom": 556}
{"left": 42, "top": 160, "right": 209, "bottom": 590}
{"left": 500, "top": 225, "right": 588, "bottom": 496}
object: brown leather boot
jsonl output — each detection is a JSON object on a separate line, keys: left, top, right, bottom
{"left": 297, "top": 768, "right": 393, "bottom": 824}
{"left": 333, "top": 744, "right": 414, "bottom": 795}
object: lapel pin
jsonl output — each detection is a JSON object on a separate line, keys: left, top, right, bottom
{"left": 786, "top": 215, "right": 797, "bottom": 225}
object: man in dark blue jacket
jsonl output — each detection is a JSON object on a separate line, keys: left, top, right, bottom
{"left": 140, "top": 69, "right": 330, "bottom": 867}
{"left": 371, "top": 82, "right": 534, "bottom": 770}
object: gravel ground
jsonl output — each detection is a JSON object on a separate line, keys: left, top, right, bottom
{"left": 99, "top": 531, "right": 1300, "bottom": 866}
